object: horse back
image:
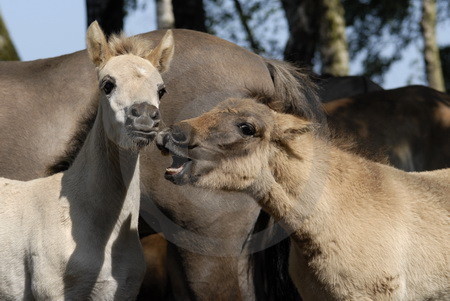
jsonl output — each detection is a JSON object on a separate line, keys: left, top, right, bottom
{"left": 325, "top": 85, "right": 450, "bottom": 172}
{"left": 0, "top": 51, "right": 98, "bottom": 180}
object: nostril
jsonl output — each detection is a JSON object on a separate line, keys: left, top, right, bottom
{"left": 150, "top": 109, "right": 160, "bottom": 120}
{"left": 131, "top": 108, "right": 140, "bottom": 117}
{"left": 171, "top": 130, "right": 187, "bottom": 143}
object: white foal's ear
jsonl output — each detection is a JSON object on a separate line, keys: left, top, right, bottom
{"left": 147, "top": 30, "right": 175, "bottom": 73}
{"left": 86, "top": 21, "right": 111, "bottom": 67}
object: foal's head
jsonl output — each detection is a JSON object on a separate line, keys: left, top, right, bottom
{"left": 157, "top": 97, "right": 312, "bottom": 190}
{"left": 86, "top": 21, "right": 174, "bottom": 150}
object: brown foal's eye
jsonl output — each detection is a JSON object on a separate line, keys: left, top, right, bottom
{"left": 238, "top": 123, "right": 256, "bottom": 136}
{"left": 102, "top": 80, "right": 115, "bottom": 95}
{"left": 158, "top": 85, "right": 167, "bottom": 99}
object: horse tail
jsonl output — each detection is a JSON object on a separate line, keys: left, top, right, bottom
{"left": 262, "top": 58, "right": 323, "bottom": 123}
{"left": 250, "top": 211, "right": 301, "bottom": 301}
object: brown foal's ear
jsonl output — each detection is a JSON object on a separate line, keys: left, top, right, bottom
{"left": 86, "top": 21, "right": 111, "bottom": 67}
{"left": 273, "top": 113, "right": 311, "bottom": 140}
{"left": 147, "top": 30, "right": 175, "bottom": 73}
{"left": 253, "top": 93, "right": 285, "bottom": 114}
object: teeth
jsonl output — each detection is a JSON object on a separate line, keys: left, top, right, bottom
{"left": 166, "top": 165, "right": 184, "bottom": 175}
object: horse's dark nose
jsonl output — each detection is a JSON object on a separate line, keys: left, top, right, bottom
{"left": 170, "top": 123, "right": 191, "bottom": 145}
{"left": 128, "top": 103, "right": 160, "bottom": 132}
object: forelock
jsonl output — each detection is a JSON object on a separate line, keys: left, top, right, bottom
{"left": 107, "top": 33, "right": 151, "bottom": 58}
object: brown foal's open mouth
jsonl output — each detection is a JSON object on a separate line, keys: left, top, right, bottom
{"left": 160, "top": 143, "right": 193, "bottom": 185}
{"left": 166, "top": 155, "right": 192, "bottom": 176}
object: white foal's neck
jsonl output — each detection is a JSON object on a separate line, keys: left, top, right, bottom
{"left": 63, "top": 102, "right": 141, "bottom": 232}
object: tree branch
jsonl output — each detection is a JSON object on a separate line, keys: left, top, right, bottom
{"left": 231, "top": 0, "right": 262, "bottom": 54}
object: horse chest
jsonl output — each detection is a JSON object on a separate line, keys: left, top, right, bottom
{"left": 24, "top": 201, "right": 144, "bottom": 299}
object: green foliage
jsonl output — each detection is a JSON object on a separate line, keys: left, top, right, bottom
{"left": 343, "top": 0, "right": 449, "bottom": 81}
{"left": 343, "top": 0, "right": 417, "bottom": 80}
{"left": 0, "top": 13, "right": 19, "bottom": 61}
{"left": 171, "top": 0, "right": 450, "bottom": 80}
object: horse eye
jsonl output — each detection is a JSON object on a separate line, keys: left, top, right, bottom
{"left": 158, "top": 86, "right": 167, "bottom": 99}
{"left": 102, "top": 81, "right": 115, "bottom": 95}
{"left": 238, "top": 123, "right": 256, "bottom": 136}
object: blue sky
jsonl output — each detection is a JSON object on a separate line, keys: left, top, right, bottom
{"left": 0, "top": 0, "right": 156, "bottom": 60}
{"left": 1, "top": 0, "right": 448, "bottom": 89}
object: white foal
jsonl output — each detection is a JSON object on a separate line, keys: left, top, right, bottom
{"left": 0, "top": 21, "right": 174, "bottom": 300}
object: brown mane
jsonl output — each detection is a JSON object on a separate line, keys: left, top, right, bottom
{"left": 263, "top": 59, "right": 324, "bottom": 124}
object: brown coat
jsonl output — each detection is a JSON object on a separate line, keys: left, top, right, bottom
{"left": 158, "top": 97, "right": 450, "bottom": 300}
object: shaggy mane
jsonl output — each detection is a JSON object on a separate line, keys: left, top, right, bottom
{"left": 262, "top": 58, "right": 324, "bottom": 123}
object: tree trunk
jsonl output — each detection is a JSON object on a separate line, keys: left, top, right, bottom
{"left": 0, "top": 12, "right": 19, "bottom": 61}
{"left": 318, "top": 0, "right": 349, "bottom": 76}
{"left": 440, "top": 46, "right": 450, "bottom": 92}
{"left": 86, "top": 0, "right": 125, "bottom": 36}
{"left": 281, "top": 0, "right": 319, "bottom": 67}
{"left": 420, "top": 0, "right": 445, "bottom": 92}
{"left": 171, "top": 0, "right": 207, "bottom": 32}
{"left": 156, "top": 0, "right": 175, "bottom": 29}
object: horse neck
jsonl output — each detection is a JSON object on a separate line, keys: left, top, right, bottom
{"left": 252, "top": 132, "right": 375, "bottom": 236}
{"left": 63, "top": 101, "right": 141, "bottom": 228}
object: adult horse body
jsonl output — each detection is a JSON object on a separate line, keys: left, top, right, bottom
{"left": 0, "top": 29, "right": 308, "bottom": 299}
{"left": 0, "top": 52, "right": 98, "bottom": 180}
{"left": 317, "top": 74, "right": 383, "bottom": 102}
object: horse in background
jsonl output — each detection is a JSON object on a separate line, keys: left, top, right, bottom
{"left": 138, "top": 234, "right": 170, "bottom": 300}
{"left": 316, "top": 74, "right": 383, "bottom": 102}
{"left": 325, "top": 85, "right": 450, "bottom": 171}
